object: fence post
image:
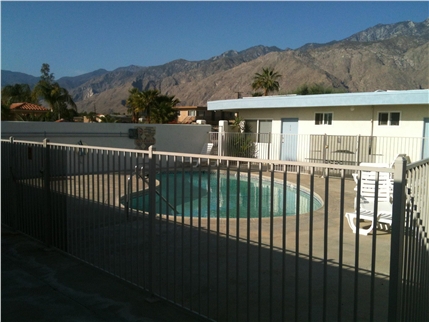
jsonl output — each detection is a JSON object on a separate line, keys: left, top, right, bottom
{"left": 43, "top": 138, "right": 52, "bottom": 248}
{"left": 147, "top": 145, "right": 157, "bottom": 299}
{"left": 8, "top": 137, "right": 18, "bottom": 230}
{"left": 219, "top": 131, "right": 224, "bottom": 157}
{"left": 388, "top": 156, "right": 407, "bottom": 321}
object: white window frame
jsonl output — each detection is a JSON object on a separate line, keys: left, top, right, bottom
{"left": 315, "top": 112, "right": 333, "bottom": 125}
{"left": 378, "top": 111, "right": 401, "bottom": 126}
{"left": 188, "top": 110, "right": 197, "bottom": 116}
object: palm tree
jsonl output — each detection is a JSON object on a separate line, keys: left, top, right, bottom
{"left": 32, "top": 81, "right": 76, "bottom": 120}
{"left": 251, "top": 67, "right": 282, "bottom": 96}
{"left": 141, "top": 89, "right": 161, "bottom": 123}
{"left": 126, "top": 87, "right": 142, "bottom": 123}
{"left": 126, "top": 88, "right": 162, "bottom": 123}
{"left": 150, "top": 94, "right": 180, "bottom": 124}
{"left": 32, "top": 64, "right": 76, "bottom": 120}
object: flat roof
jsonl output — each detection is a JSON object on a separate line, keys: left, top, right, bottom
{"left": 207, "top": 89, "right": 429, "bottom": 111}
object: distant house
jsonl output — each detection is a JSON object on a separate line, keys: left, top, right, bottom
{"left": 208, "top": 89, "right": 429, "bottom": 162}
{"left": 9, "top": 102, "right": 49, "bottom": 119}
{"left": 174, "top": 105, "right": 236, "bottom": 126}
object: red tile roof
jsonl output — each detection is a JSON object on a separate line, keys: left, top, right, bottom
{"left": 10, "top": 102, "right": 49, "bottom": 112}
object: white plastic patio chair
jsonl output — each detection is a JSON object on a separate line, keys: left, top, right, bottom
{"left": 346, "top": 167, "right": 393, "bottom": 235}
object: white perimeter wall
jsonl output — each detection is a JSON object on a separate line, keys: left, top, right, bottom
{"left": 1, "top": 122, "right": 212, "bottom": 154}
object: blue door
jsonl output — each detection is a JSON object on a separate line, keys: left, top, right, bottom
{"left": 423, "top": 118, "right": 429, "bottom": 159}
{"left": 281, "top": 118, "right": 298, "bottom": 161}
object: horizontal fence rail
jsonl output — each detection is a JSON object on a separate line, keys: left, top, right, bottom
{"left": 2, "top": 137, "right": 428, "bottom": 321}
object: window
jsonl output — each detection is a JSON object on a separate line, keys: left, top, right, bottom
{"left": 378, "top": 112, "right": 400, "bottom": 126}
{"left": 197, "top": 111, "right": 205, "bottom": 117}
{"left": 390, "top": 112, "right": 400, "bottom": 126}
{"left": 244, "top": 119, "right": 272, "bottom": 143}
{"left": 315, "top": 113, "right": 332, "bottom": 125}
{"left": 188, "top": 110, "right": 196, "bottom": 116}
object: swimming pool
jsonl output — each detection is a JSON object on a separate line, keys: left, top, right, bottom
{"left": 128, "top": 172, "right": 323, "bottom": 218}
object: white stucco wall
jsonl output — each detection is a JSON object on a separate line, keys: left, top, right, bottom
{"left": 1, "top": 122, "right": 212, "bottom": 154}
{"left": 237, "top": 104, "right": 428, "bottom": 138}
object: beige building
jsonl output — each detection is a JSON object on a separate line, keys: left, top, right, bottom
{"left": 208, "top": 89, "right": 429, "bottom": 162}
{"left": 174, "top": 105, "right": 236, "bottom": 126}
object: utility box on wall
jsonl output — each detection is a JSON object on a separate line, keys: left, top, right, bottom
{"left": 133, "top": 126, "right": 156, "bottom": 150}
{"left": 128, "top": 128, "right": 138, "bottom": 139}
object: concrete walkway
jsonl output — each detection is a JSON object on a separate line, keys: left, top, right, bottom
{"left": 1, "top": 225, "right": 201, "bottom": 322}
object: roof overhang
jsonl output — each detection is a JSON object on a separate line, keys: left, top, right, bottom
{"left": 173, "top": 105, "right": 207, "bottom": 111}
{"left": 207, "top": 90, "right": 429, "bottom": 111}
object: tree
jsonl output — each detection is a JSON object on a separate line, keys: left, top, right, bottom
{"left": 40, "top": 63, "right": 55, "bottom": 84}
{"left": 150, "top": 94, "right": 180, "bottom": 124}
{"left": 126, "top": 87, "right": 144, "bottom": 123}
{"left": 126, "top": 88, "right": 178, "bottom": 123}
{"left": 98, "top": 114, "right": 118, "bottom": 123}
{"left": 140, "top": 89, "right": 161, "bottom": 123}
{"left": 1, "top": 84, "right": 34, "bottom": 105}
{"left": 251, "top": 67, "right": 282, "bottom": 96}
{"left": 1, "top": 103, "right": 13, "bottom": 121}
{"left": 290, "top": 83, "right": 346, "bottom": 95}
{"left": 32, "top": 64, "right": 76, "bottom": 120}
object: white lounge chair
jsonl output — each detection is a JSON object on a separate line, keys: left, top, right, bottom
{"left": 346, "top": 167, "right": 393, "bottom": 235}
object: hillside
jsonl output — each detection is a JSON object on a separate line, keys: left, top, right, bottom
{"left": 2, "top": 18, "right": 428, "bottom": 115}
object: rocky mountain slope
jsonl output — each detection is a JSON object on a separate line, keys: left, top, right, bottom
{"left": 2, "top": 18, "right": 428, "bottom": 115}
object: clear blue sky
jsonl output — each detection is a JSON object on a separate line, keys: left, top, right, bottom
{"left": 1, "top": 1, "right": 428, "bottom": 79}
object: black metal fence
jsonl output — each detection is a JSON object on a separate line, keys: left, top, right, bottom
{"left": 2, "top": 137, "right": 428, "bottom": 321}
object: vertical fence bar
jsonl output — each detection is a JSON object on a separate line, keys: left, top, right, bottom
{"left": 370, "top": 172, "right": 380, "bottom": 322}
{"left": 43, "top": 139, "right": 52, "bottom": 248}
{"left": 206, "top": 158, "right": 211, "bottom": 319}
{"left": 246, "top": 161, "right": 251, "bottom": 322}
{"left": 323, "top": 167, "right": 329, "bottom": 322}
{"left": 236, "top": 161, "right": 240, "bottom": 320}
{"left": 356, "top": 135, "right": 361, "bottom": 166}
{"left": 269, "top": 164, "right": 274, "bottom": 321}
{"left": 338, "top": 168, "right": 345, "bottom": 320}
{"left": 148, "top": 146, "right": 157, "bottom": 298}
{"left": 281, "top": 164, "right": 288, "bottom": 322}
{"left": 257, "top": 162, "right": 263, "bottom": 322}
{"left": 354, "top": 170, "right": 361, "bottom": 322}
{"left": 388, "top": 156, "right": 407, "bottom": 321}
{"left": 295, "top": 166, "right": 301, "bottom": 321}
{"left": 309, "top": 166, "right": 315, "bottom": 321}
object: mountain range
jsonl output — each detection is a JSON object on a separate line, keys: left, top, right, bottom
{"left": 2, "top": 18, "right": 428, "bottom": 115}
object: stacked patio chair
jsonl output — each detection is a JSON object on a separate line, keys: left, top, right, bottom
{"left": 345, "top": 164, "right": 394, "bottom": 235}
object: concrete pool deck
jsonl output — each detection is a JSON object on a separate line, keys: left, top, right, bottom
{"left": 1, "top": 225, "right": 203, "bottom": 322}
{"left": 2, "top": 170, "right": 393, "bottom": 321}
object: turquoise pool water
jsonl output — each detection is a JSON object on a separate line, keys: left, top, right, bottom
{"left": 129, "top": 172, "right": 322, "bottom": 218}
